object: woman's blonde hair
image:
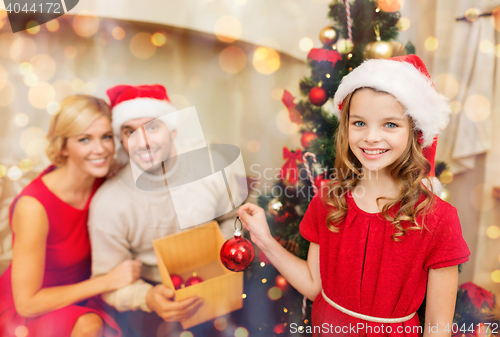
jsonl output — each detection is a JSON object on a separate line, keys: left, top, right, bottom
{"left": 324, "top": 88, "right": 436, "bottom": 241}
{"left": 45, "top": 95, "right": 111, "bottom": 166}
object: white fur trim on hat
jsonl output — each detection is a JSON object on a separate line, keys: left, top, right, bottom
{"left": 111, "top": 97, "right": 178, "bottom": 137}
{"left": 333, "top": 59, "right": 451, "bottom": 148}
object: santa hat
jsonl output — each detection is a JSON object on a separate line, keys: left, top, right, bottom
{"left": 107, "top": 84, "right": 178, "bottom": 137}
{"left": 333, "top": 54, "right": 450, "bottom": 193}
{"left": 106, "top": 84, "right": 179, "bottom": 164}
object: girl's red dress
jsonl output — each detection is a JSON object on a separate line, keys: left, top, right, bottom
{"left": 300, "top": 189, "right": 470, "bottom": 337}
{"left": 0, "top": 166, "right": 120, "bottom": 337}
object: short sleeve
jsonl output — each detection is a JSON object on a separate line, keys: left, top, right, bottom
{"left": 299, "top": 194, "right": 322, "bottom": 244}
{"left": 424, "top": 206, "right": 470, "bottom": 271}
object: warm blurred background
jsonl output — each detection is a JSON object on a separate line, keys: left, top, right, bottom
{"left": 0, "top": 0, "right": 499, "bottom": 333}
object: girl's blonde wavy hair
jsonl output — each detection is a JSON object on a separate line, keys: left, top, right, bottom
{"left": 45, "top": 95, "right": 111, "bottom": 166}
{"left": 324, "top": 88, "right": 436, "bottom": 241}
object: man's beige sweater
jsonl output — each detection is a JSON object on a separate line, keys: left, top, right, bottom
{"left": 88, "top": 159, "right": 236, "bottom": 312}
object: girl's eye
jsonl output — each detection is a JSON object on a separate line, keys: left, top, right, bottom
{"left": 103, "top": 134, "right": 113, "bottom": 140}
{"left": 385, "top": 122, "right": 398, "bottom": 128}
{"left": 78, "top": 138, "right": 89, "bottom": 143}
{"left": 353, "top": 121, "right": 365, "bottom": 127}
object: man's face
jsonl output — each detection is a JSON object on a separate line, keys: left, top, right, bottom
{"left": 121, "top": 117, "right": 177, "bottom": 173}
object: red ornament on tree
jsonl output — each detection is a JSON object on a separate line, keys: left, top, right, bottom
{"left": 170, "top": 274, "right": 184, "bottom": 290}
{"left": 220, "top": 217, "right": 255, "bottom": 272}
{"left": 309, "top": 86, "right": 328, "bottom": 106}
{"left": 301, "top": 131, "right": 318, "bottom": 148}
{"left": 185, "top": 275, "right": 203, "bottom": 287}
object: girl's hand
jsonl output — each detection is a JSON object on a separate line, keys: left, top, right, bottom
{"left": 237, "top": 203, "right": 273, "bottom": 250}
{"left": 105, "top": 259, "right": 142, "bottom": 290}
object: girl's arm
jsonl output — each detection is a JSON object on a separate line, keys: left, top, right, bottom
{"left": 237, "top": 203, "right": 322, "bottom": 300}
{"left": 11, "top": 196, "right": 141, "bottom": 318}
{"left": 423, "top": 265, "right": 458, "bottom": 337}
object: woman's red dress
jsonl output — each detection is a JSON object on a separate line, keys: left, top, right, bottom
{"left": 0, "top": 166, "right": 120, "bottom": 337}
{"left": 300, "top": 189, "right": 470, "bottom": 337}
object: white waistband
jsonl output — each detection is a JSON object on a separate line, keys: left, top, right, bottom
{"left": 321, "top": 289, "right": 416, "bottom": 324}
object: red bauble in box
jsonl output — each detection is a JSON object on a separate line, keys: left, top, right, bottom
{"left": 170, "top": 274, "right": 184, "bottom": 290}
{"left": 220, "top": 220, "right": 254, "bottom": 272}
{"left": 301, "top": 131, "right": 318, "bottom": 148}
{"left": 185, "top": 276, "right": 203, "bottom": 287}
{"left": 309, "top": 86, "right": 328, "bottom": 106}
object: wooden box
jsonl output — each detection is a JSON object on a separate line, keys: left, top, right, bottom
{"left": 152, "top": 221, "right": 243, "bottom": 329}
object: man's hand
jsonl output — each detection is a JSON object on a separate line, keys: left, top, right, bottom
{"left": 145, "top": 285, "right": 203, "bottom": 321}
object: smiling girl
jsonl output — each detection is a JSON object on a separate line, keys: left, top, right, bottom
{"left": 0, "top": 95, "right": 141, "bottom": 337}
{"left": 238, "top": 55, "right": 470, "bottom": 336}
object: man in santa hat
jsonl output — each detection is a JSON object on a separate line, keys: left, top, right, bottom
{"left": 88, "top": 84, "right": 240, "bottom": 336}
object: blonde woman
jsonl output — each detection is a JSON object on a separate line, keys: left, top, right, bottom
{"left": 0, "top": 96, "right": 141, "bottom": 337}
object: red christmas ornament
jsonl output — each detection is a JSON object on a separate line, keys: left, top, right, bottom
{"left": 301, "top": 131, "right": 318, "bottom": 148}
{"left": 314, "top": 175, "right": 329, "bottom": 190}
{"left": 185, "top": 276, "right": 203, "bottom": 287}
{"left": 220, "top": 217, "right": 255, "bottom": 272}
{"left": 170, "top": 274, "right": 184, "bottom": 290}
{"left": 309, "top": 86, "right": 328, "bottom": 106}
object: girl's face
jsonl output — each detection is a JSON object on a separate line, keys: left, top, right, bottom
{"left": 61, "top": 115, "right": 115, "bottom": 177}
{"left": 348, "top": 88, "right": 410, "bottom": 174}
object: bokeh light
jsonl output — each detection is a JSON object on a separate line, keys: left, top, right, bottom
{"left": 424, "top": 37, "right": 438, "bottom": 51}
{"left": 397, "top": 17, "right": 410, "bottom": 31}
{"left": 169, "top": 94, "right": 192, "bottom": 110}
{"left": 14, "top": 113, "right": 29, "bottom": 127}
{"left": 46, "top": 19, "right": 60, "bottom": 32}
{"left": 491, "top": 270, "right": 500, "bottom": 283}
{"left": 234, "top": 327, "right": 249, "bottom": 337}
{"left": 479, "top": 40, "right": 493, "bottom": 54}
{"left": 336, "top": 39, "right": 354, "bottom": 54}
{"left": 8, "top": 166, "right": 22, "bottom": 181}
{"left": 262, "top": 278, "right": 267, "bottom": 283}
{"left": 253, "top": 47, "right": 280, "bottom": 74}
{"left": 14, "top": 325, "right": 28, "bottom": 337}
{"left": 19, "top": 62, "right": 33, "bottom": 75}
{"left": 214, "top": 317, "right": 227, "bottom": 331}
{"left": 276, "top": 109, "right": 299, "bottom": 135}
{"left": 31, "top": 54, "right": 56, "bottom": 81}
{"left": 464, "top": 95, "right": 490, "bottom": 122}
{"left": 449, "top": 101, "right": 462, "bottom": 114}
{"left": 29, "top": 82, "right": 55, "bottom": 109}
{"left": 64, "top": 46, "right": 77, "bottom": 59}
{"left": 219, "top": 46, "right": 246, "bottom": 74}
{"left": 53, "top": 80, "right": 75, "bottom": 101}
{"left": 179, "top": 332, "right": 193, "bottom": 337}
{"left": 0, "top": 165, "right": 6, "bottom": 178}
{"left": 0, "top": 33, "right": 17, "bottom": 59}
{"left": 24, "top": 73, "right": 38, "bottom": 87}
{"left": 433, "top": 73, "right": 459, "bottom": 100}
{"left": 72, "top": 78, "right": 85, "bottom": 92}
{"left": 465, "top": 8, "right": 480, "bottom": 22}
{"left": 73, "top": 13, "right": 100, "bottom": 37}
{"left": 267, "top": 286, "right": 283, "bottom": 300}
{"left": 19, "top": 159, "right": 34, "bottom": 172}
{"left": 26, "top": 21, "right": 40, "bottom": 35}
{"left": 214, "top": 16, "right": 242, "bottom": 43}
{"left": 10, "top": 37, "right": 37, "bottom": 62}
{"left": 47, "top": 102, "right": 61, "bottom": 115}
{"left": 247, "top": 140, "right": 260, "bottom": 153}
{"left": 486, "top": 226, "right": 500, "bottom": 239}
{"left": 299, "top": 37, "right": 313, "bottom": 52}
{"left": 151, "top": 32, "right": 166, "bottom": 46}
{"left": 0, "top": 82, "right": 16, "bottom": 107}
{"left": 378, "top": 0, "right": 403, "bottom": 12}
{"left": 439, "top": 170, "right": 454, "bottom": 184}
{"left": 242, "top": 293, "right": 247, "bottom": 299}
{"left": 260, "top": 262, "right": 266, "bottom": 267}
{"left": 130, "top": 32, "right": 156, "bottom": 59}
{"left": 112, "top": 26, "right": 126, "bottom": 40}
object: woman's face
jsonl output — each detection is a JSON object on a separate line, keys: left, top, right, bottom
{"left": 348, "top": 88, "right": 410, "bottom": 175}
{"left": 62, "top": 115, "right": 115, "bottom": 177}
